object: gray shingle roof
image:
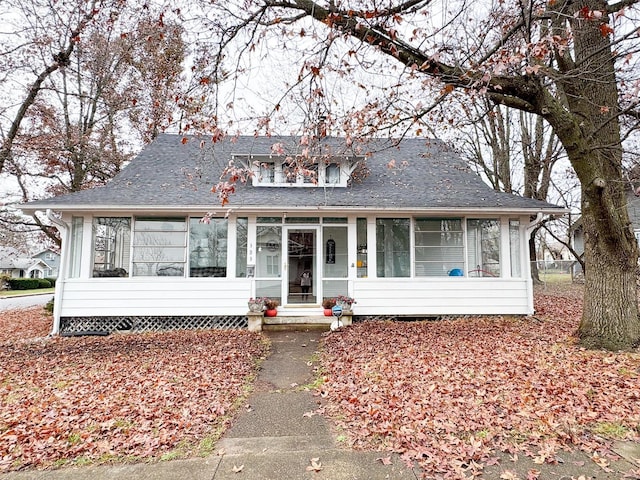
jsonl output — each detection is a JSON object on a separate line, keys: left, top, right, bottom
{"left": 22, "top": 134, "right": 564, "bottom": 213}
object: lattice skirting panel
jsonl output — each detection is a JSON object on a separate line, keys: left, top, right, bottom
{"left": 60, "top": 315, "right": 248, "bottom": 335}
{"left": 353, "top": 315, "right": 442, "bottom": 323}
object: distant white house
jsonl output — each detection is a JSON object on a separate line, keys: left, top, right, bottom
{"left": 0, "top": 247, "right": 60, "bottom": 279}
{"left": 22, "top": 134, "right": 566, "bottom": 335}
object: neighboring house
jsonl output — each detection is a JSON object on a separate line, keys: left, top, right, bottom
{"left": 31, "top": 249, "right": 61, "bottom": 278}
{"left": 0, "top": 246, "right": 59, "bottom": 279}
{"left": 22, "top": 134, "right": 565, "bottom": 335}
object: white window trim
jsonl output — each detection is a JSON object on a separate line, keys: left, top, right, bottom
{"left": 241, "top": 155, "right": 351, "bottom": 187}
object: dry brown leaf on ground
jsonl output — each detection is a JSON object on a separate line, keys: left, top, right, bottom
{"left": 0, "top": 307, "right": 52, "bottom": 343}
{"left": 318, "top": 287, "right": 640, "bottom": 480}
{"left": 0, "top": 328, "right": 267, "bottom": 472}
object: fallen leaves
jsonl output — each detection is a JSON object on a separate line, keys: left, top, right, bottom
{"left": 0, "top": 316, "right": 267, "bottom": 472}
{"left": 306, "top": 457, "right": 323, "bottom": 472}
{"left": 318, "top": 286, "right": 640, "bottom": 479}
{"left": 0, "top": 306, "right": 51, "bottom": 343}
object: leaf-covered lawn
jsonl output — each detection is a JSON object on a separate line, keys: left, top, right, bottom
{"left": 0, "top": 308, "right": 267, "bottom": 472}
{"left": 319, "top": 287, "right": 640, "bottom": 479}
{"left": 0, "top": 307, "right": 51, "bottom": 343}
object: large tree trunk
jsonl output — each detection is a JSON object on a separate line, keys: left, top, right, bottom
{"left": 560, "top": 0, "right": 640, "bottom": 350}
{"left": 580, "top": 192, "right": 640, "bottom": 349}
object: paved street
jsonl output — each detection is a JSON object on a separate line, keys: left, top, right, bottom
{"left": 0, "top": 293, "right": 52, "bottom": 311}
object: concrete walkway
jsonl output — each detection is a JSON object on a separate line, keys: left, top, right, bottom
{"left": 210, "top": 329, "right": 417, "bottom": 479}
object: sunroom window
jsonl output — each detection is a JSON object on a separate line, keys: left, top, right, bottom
{"left": 189, "top": 218, "right": 228, "bottom": 277}
{"left": 69, "top": 217, "right": 83, "bottom": 278}
{"left": 236, "top": 217, "right": 248, "bottom": 277}
{"left": 510, "top": 219, "right": 522, "bottom": 277}
{"left": 376, "top": 218, "right": 410, "bottom": 277}
{"left": 467, "top": 219, "right": 501, "bottom": 277}
{"left": 414, "top": 218, "right": 464, "bottom": 276}
{"left": 91, "top": 217, "right": 131, "bottom": 277}
{"left": 132, "top": 217, "right": 187, "bottom": 277}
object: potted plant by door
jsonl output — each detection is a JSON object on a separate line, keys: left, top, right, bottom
{"left": 322, "top": 298, "right": 336, "bottom": 316}
{"left": 264, "top": 298, "right": 279, "bottom": 317}
{"left": 336, "top": 295, "right": 356, "bottom": 311}
{"left": 248, "top": 297, "right": 266, "bottom": 313}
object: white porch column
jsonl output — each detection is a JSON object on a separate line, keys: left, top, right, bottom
{"left": 366, "top": 217, "right": 377, "bottom": 278}
{"left": 227, "top": 216, "right": 237, "bottom": 278}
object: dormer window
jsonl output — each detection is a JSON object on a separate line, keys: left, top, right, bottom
{"left": 240, "top": 154, "right": 356, "bottom": 187}
{"left": 282, "top": 160, "right": 297, "bottom": 184}
{"left": 326, "top": 163, "right": 341, "bottom": 184}
{"left": 258, "top": 161, "right": 275, "bottom": 184}
{"left": 303, "top": 163, "right": 319, "bottom": 184}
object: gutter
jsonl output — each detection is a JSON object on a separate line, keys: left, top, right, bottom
{"left": 45, "top": 209, "right": 67, "bottom": 336}
{"left": 25, "top": 204, "right": 569, "bottom": 217}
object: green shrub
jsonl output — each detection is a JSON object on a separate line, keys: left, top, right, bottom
{"left": 45, "top": 277, "right": 57, "bottom": 287}
{"left": 38, "top": 279, "right": 52, "bottom": 288}
{"left": 44, "top": 298, "right": 54, "bottom": 314}
{"left": 7, "top": 278, "right": 41, "bottom": 290}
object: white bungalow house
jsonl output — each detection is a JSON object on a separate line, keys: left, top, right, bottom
{"left": 21, "top": 134, "right": 565, "bottom": 334}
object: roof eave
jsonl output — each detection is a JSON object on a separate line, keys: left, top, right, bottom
{"left": 21, "top": 204, "right": 569, "bottom": 216}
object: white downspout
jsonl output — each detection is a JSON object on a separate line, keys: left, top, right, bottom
{"left": 526, "top": 212, "right": 545, "bottom": 233}
{"left": 525, "top": 212, "right": 545, "bottom": 315}
{"left": 46, "top": 209, "right": 68, "bottom": 336}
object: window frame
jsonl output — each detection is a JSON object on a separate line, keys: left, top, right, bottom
{"left": 466, "top": 218, "right": 501, "bottom": 278}
{"left": 246, "top": 154, "right": 352, "bottom": 187}
{"left": 189, "top": 217, "right": 228, "bottom": 278}
{"left": 414, "top": 218, "right": 465, "bottom": 277}
{"left": 376, "top": 218, "right": 411, "bottom": 278}
{"left": 91, "top": 217, "right": 132, "bottom": 278}
{"left": 131, "top": 217, "right": 187, "bottom": 277}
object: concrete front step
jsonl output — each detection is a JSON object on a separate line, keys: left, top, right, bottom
{"left": 263, "top": 315, "right": 333, "bottom": 325}
{"left": 248, "top": 312, "right": 352, "bottom": 332}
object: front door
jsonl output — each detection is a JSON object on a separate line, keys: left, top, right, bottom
{"left": 286, "top": 228, "right": 317, "bottom": 304}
